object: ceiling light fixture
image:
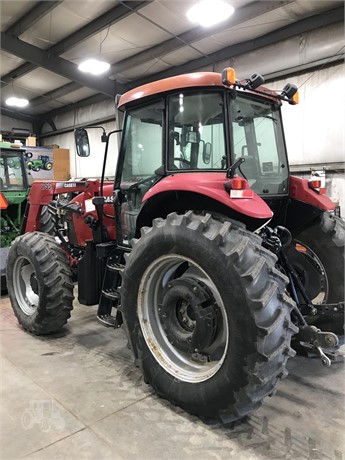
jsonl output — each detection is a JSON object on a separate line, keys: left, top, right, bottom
{"left": 6, "top": 97, "right": 29, "bottom": 108}
{"left": 187, "top": 0, "right": 234, "bottom": 27}
{"left": 78, "top": 59, "right": 110, "bottom": 76}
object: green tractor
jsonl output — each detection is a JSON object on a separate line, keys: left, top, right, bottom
{"left": 0, "top": 142, "right": 29, "bottom": 289}
{"left": 0, "top": 142, "right": 53, "bottom": 290}
{"left": 26, "top": 154, "right": 53, "bottom": 172}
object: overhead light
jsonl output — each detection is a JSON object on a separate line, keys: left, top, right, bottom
{"left": 6, "top": 97, "right": 29, "bottom": 108}
{"left": 187, "top": 0, "right": 234, "bottom": 27}
{"left": 78, "top": 59, "right": 110, "bottom": 76}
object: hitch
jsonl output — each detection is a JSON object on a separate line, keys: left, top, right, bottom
{"left": 261, "top": 225, "right": 343, "bottom": 367}
{"left": 296, "top": 325, "right": 340, "bottom": 367}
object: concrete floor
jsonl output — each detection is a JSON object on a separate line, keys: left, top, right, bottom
{"left": 1, "top": 290, "right": 344, "bottom": 460}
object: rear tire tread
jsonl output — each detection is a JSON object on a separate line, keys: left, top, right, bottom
{"left": 122, "top": 212, "right": 297, "bottom": 422}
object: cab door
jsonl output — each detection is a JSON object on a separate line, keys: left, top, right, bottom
{"left": 116, "top": 101, "right": 164, "bottom": 245}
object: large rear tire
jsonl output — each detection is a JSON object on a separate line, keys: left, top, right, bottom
{"left": 121, "top": 212, "right": 297, "bottom": 421}
{"left": 293, "top": 212, "right": 344, "bottom": 332}
{"left": 294, "top": 212, "right": 344, "bottom": 303}
{"left": 7, "top": 232, "right": 74, "bottom": 334}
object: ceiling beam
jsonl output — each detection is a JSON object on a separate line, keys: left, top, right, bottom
{"left": 28, "top": 82, "right": 83, "bottom": 108}
{"left": 129, "top": 6, "right": 344, "bottom": 88}
{"left": 6, "top": 1, "right": 63, "bottom": 38}
{"left": 50, "top": 0, "right": 151, "bottom": 56}
{"left": 1, "top": 33, "right": 116, "bottom": 97}
{"left": 38, "top": 93, "right": 110, "bottom": 120}
{"left": 1, "top": 107, "right": 36, "bottom": 123}
{"left": 1, "top": 1, "right": 151, "bottom": 88}
{"left": 1, "top": 62, "right": 37, "bottom": 87}
{"left": 112, "top": 0, "right": 292, "bottom": 75}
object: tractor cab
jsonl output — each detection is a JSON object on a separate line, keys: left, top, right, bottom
{"left": 0, "top": 142, "right": 29, "bottom": 192}
{"left": 76, "top": 68, "right": 297, "bottom": 244}
{"left": 0, "top": 142, "right": 30, "bottom": 287}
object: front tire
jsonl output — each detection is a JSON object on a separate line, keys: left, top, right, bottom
{"left": 121, "top": 212, "right": 297, "bottom": 421}
{"left": 7, "top": 232, "right": 74, "bottom": 334}
{"left": 39, "top": 206, "right": 57, "bottom": 235}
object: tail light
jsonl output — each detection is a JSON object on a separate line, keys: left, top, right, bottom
{"left": 229, "top": 177, "right": 246, "bottom": 190}
{"left": 308, "top": 179, "right": 326, "bottom": 195}
{"left": 224, "top": 177, "right": 254, "bottom": 198}
{"left": 0, "top": 193, "right": 8, "bottom": 209}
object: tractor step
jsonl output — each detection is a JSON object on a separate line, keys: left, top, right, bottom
{"left": 101, "top": 288, "right": 120, "bottom": 302}
{"left": 97, "top": 253, "right": 124, "bottom": 325}
{"left": 97, "top": 314, "right": 120, "bottom": 328}
{"left": 106, "top": 262, "right": 125, "bottom": 273}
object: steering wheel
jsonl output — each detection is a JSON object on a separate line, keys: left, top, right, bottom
{"left": 173, "top": 157, "right": 191, "bottom": 165}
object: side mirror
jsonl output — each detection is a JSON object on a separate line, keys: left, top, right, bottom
{"left": 74, "top": 128, "right": 90, "bottom": 157}
{"left": 203, "top": 142, "right": 212, "bottom": 164}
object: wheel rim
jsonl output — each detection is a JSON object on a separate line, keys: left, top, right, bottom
{"left": 13, "top": 256, "right": 39, "bottom": 315}
{"left": 138, "top": 254, "right": 229, "bottom": 383}
{"left": 295, "top": 240, "right": 329, "bottom": 304}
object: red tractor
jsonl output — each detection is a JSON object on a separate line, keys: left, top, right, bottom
{"left": 7, "top": 68, "right": 344, "bottom": 422}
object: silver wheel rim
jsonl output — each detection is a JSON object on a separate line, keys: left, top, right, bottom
{"left": 138, "top": 254, "right": 229, "bottom": 383}
{"left": 294, "top": 240, "right": 329, "bottom": 304}
{"left": 13, "top": 256, "right": 39, "bottom": 315}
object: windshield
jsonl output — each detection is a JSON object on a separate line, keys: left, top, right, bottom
{"left": 0, "top": 151, "right": 26, "bottom": 190}
{"left": 168, "top": 92, "right": 226, "bottom": 171}
{"left": 230, "top": 95, "right": 288, "bottom": 195}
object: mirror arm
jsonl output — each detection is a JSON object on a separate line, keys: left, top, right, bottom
{"left": 100, "top": 129, "right": 122, "bottom": 197}
{"left": 82, "top": 125, "right": 107, "bottom": 142}
{"left": 227, "top": 157, "right": 245, "bottom": 178}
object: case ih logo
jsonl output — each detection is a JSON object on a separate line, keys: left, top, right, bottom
{"left": 56, "top": 181, "right": 86, "bottom": 189}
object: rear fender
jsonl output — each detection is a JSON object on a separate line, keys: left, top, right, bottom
{"left": 289, "top": 176, "right": 335, "bottom": 212}
{"left": 142, "top": 173, "right": 272, "bottom": 220}
{"left": 138, "top": 173, "right": 272, "bottom": 233}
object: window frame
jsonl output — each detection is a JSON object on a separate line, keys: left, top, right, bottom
{"left": 166, "top": 89, "right": 228, "bottom": 173}
{"left": 228, "top": 91, "right": 290, "bottom": 196}
{"left": 115, "top": 98, "right": 165, "bottom": 189}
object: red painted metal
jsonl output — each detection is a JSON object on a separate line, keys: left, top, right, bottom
{"left": 143, "top": 173, "right": 273, "bottom": 219}
{"left": 289, "top": 176, "right": 335, "bottom": 211}
{"left": 118, "top": 72, "right": 280, "bottom": 108}
{"left": 25, "top": 181, "right": 115, "bottom": 245}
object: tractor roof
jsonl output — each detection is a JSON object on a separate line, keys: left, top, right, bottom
{"left": 117, "top": 72, "right": 279, "bottom": 109}
{"left": 0, "top": 141, "right": 26, "bottom": 152}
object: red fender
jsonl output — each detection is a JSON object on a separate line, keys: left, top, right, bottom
{"left": 289, "top": 176, "right": 335, "bottom": 211}
{"left": 143, "top": 173, "right": 273, "bottom": 219}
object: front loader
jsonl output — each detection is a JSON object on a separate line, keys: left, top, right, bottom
{"left": 6, "top": 68, "right": 344, "bottom": 422}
